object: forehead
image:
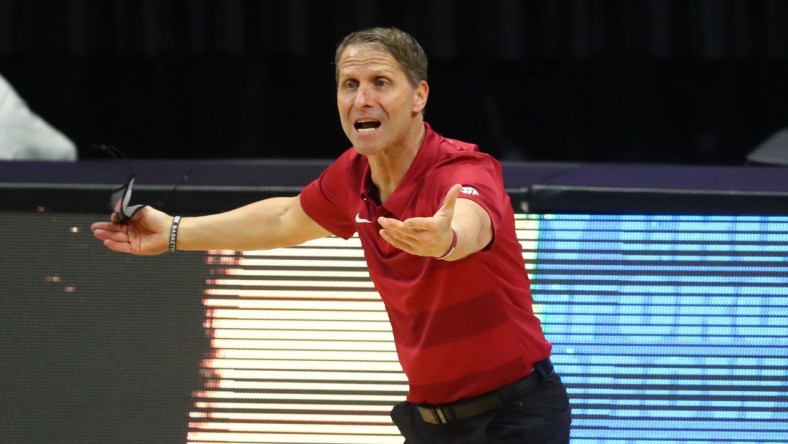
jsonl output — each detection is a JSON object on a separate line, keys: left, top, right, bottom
{"left": 337, "top": 44, "right": 404, "bottom": 78}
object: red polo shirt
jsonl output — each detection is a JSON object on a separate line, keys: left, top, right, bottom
{"left": 300, "top": 123, "right": 552, "bottom": 404}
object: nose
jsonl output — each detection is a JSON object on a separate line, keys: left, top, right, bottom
{"left": 353, "top": 83, "right": 374, "bottom": 108}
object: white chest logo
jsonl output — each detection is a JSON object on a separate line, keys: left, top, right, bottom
{"left": 460, "top": 186, "right": 480, "bottom": 196}
{"left": 355, "top": 213, "right": 374, "bottom": 224}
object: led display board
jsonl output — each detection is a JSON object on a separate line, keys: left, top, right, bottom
{"left": 2, "top": 211, "right": 785, "bottom": 443}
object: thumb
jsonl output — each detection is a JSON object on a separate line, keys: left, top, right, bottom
{"left": 436, "top": 184, "right": 462, "bottom": 218}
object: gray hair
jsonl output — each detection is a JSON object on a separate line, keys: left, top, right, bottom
{"left": 334, "top": 27, "right": 428, "bottom": 88}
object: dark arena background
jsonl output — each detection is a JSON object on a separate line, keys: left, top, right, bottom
{"left": 2, "top": 1, "right": 788, "bottom": 444}
{"left": 2, "top": 0, "right": 788, "bottom": 163}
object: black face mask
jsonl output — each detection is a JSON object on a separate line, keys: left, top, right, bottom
{"left": 111, "top": 175, "right": 145, "bottom": 224}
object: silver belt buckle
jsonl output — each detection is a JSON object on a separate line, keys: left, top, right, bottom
{"left": 418, "top": 406, "right": 448, "bottom": 424}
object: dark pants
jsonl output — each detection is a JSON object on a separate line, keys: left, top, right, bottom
{"left": 390, "top": 363, "right": 571, "bottom": 443}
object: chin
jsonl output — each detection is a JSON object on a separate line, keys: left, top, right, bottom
{"left": 350, "top": 134, "right": 384, "bottom": 155}
{"left": 352, "top": 144, "right": 378, "bottom": 157}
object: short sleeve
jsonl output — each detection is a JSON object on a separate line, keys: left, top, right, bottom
{"left": 299, "top": 154, "right": 358, "bottom": 239}
{"left": 437, "top": 154, "right": 506, "bottom": 228}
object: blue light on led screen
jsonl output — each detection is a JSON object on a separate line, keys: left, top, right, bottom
{"left": 521, "top": 214, "right": 788, "bottom": 444}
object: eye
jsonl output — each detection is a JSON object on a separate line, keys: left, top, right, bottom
{"left": 374, "top": 78, "right": 389, "bottom": 88}
{"left": 342, "top": 79, "right": 358, "bottom": 91}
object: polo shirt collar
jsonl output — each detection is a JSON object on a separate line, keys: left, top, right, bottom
{"left": 359, "top": 122, "right": 441, "bottom": 216}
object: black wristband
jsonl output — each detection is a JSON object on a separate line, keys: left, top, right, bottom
{"left": 169, "top": 216, "right": 181, "bottom": 252}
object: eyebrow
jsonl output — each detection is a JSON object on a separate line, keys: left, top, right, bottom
{"left": 338, "top": 64, "right": 398, "bottom": 79}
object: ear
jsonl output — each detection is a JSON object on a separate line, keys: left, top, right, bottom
{"left": 412, "top": 80, "right": 429, "bottom": 114}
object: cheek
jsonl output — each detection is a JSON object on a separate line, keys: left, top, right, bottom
{"left": 337, "top": 93, "right": 349, "bottom": 109}
{"left": 336, "top": 102, "right": 350, "bottom": 123}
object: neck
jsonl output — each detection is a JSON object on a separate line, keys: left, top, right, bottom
{"left": 367, "top": 122, "right": 426, "bottom": 203}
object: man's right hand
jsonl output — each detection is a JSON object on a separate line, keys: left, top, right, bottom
{"left": 91, "top": 206, "right": 173, "bottom": 255}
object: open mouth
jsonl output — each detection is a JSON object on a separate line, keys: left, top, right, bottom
{"left": 354, "top": 119, "right": 381, "bottom": 133}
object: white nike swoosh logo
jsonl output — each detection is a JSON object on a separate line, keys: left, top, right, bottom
{"left": 355, "top": 213, "right": 374, "bottom": 224}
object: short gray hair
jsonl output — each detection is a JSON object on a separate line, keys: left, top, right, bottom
{"left": 334, "top": 27, "right": 428, "bottom": 88}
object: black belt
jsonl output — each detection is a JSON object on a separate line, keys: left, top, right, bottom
{"left": 416, "top": 358, "right": 555, "bottom": 425}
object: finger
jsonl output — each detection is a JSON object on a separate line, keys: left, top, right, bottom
{"left": 437, "top": 184, "right": 463, "bottom": 217}
{"left": 96, "top": 229, "right": 131, "bottom": 243}
{"left": 91, "top": 227, "right": 110, "bottom": 240}
{"left": 402, "top": 216, "right": 438, "bottom": 232}
{"left": 380, "top": 216, "right": 433, "bottom": 236}
{"left": 91, "top": 219, "right": 126, "bottom": 235}
{"left": 91, "top": 220, "right": 112, "bottom": 230}
{"left": 380, "top": 225, "right": 421, "bottom": 245}
{"left": 379, "top": 229, "right": 415, "bottom": 253}
{"left": 129, "top": 205, "right": 148, "bottom": 222}
{"left": 377, "top": 216, "right": 403, "bottom": 229}
{"left": 102, "top": 238, "right": 133, "bottom": 254}
{"left": 92, "top": 226, "right": 119, "bottom": 241}
{"left": 91, "top": 221, "right": 122, "bottom": 233}
{"left": 378, "top": 217, "right": 421, "bottom": 239}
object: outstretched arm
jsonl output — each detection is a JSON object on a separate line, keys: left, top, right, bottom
{"left": 91, "top": 195, "right": 331, "bottom": 255}
{"left": 377, "top": 184, "right": 493, "bottom": 261}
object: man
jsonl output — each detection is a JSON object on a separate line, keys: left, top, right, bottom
{"left": 92, "top": 27, "right": 571, "bottom": 443}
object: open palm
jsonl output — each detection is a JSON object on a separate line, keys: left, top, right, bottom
{"left": 91, "top": 206, "right": 172, "bottom": 255}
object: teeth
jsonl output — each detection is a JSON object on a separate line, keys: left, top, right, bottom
{"left": 354, "top": 119, "right": 380, "bottom": 133}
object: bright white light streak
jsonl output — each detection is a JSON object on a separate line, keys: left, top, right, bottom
{"left": 189, "top": 422, "right": 399, "bottom": 435}
{"left": 220, "top": 268, "right": 371, "bottom": 278}
{"left": 243, "top": 236, "right": 363, "bottom": 249}
{"left": 203, "top": 289, "right": 381, "bottom": 299}
{"left": 208, "top": 349, "right": 399, "bottom": 362}
{"left": 211, "top": 339, "right": 396, "bottom": 352}
{"left": 203, "top": 319, "right": 393, "bottom": 331}
{"left": 209, "top": 329, "right": 394, "bottom": 341}
{"left": 228, "top": 259, "right": 368, "bottom": 268}
{"left": 190, "top": 412, "right": 394, "bottom": 424}
{"left": 206, "top": 369, "right": 406, "bottom": 382}
{"left": 206, "top": 309, "right": 389, "bottom": 321}
{"left": 201, "top": 359, "right": 403, "bottom": 372}
{"left": 210, "top": 380, "right": 405, "bottom": 393}
{"left": 187, "top": 432, "right": 400, "bottom": 444}
{"left": 237, "top": 249, "right": 365, "bottom": 258}
{"left": 514, "top": 219, "right": 540, "bottom": 228}
{"left": 193, "top": 391, "right": 403, "bottom": 402}
{"left": 203, "top": 299, "right": 385, "bottom": 311}
{"left": 207, "top": 279, "right": 375, "bottom": 289}
{"left": 517, "top": 219, "right": 540, "bottom": 264}
{"left": 192, "top": 402, "right": 394, "bottom": 412}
